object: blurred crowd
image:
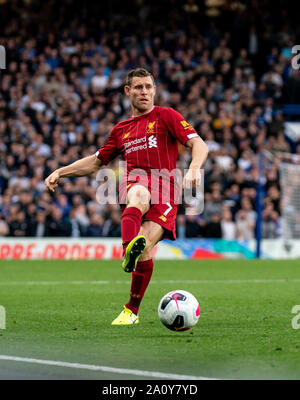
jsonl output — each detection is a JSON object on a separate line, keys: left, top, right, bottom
{"left": 0, "top": 0, "right": 299, "bottom": 240}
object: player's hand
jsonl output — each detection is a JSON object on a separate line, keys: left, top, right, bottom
{"left": 45, "top": 170, "right": 60, "bottom": 192}
{"left": 183, "top": 168, "right": 202, "bottom": 190}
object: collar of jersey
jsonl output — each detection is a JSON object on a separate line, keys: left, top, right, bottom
{"left": 130, "top": 106, "right": 156, "bottom": 121}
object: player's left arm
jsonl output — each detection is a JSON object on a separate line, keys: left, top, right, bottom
{"left": 161, "top": 107, "right": 209, "bottom": 188}
{"left": 183, "top": 136, "right": 209, "bottom": 189}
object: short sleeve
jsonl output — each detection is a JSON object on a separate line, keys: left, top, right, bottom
{"left": 161, "top": 107, "right": 199, "bottom": 145}
{"left": 95, "top": 128, "right": 119, "bottom": 165}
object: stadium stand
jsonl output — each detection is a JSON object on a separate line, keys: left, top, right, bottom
{"left": 0, "top": 0, "right": 299, "bottom": 240}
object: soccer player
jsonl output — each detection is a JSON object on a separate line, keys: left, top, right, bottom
{"left": 45, "top": 68, "right": 209, "bottom": 325}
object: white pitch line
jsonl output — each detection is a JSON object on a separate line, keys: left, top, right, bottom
{"left": 0, "top": 355, "right": 217, "bottom": 380}
{"left": 0, "top": 279, "right": 299, "bottom": 286}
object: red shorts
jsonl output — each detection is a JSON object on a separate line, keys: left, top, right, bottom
{"left": 119, "top": 174, "right": 179, "bottom": 241}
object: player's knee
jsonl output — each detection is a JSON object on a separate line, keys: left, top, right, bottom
{"left": 127, "top": 186, "right": 150, "bottom": 214}
{"left": 127, "top": 201, "right": 150, "bottom": 215}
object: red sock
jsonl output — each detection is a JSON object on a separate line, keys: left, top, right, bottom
{"left": 125, "top": 259, "right": 153, "bottom": 315}
{"left": 121, "top": 207, "right": 143, "bottom": 256}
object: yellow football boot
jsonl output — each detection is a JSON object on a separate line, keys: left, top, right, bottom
{"left": 111, "top": 306, "right": 139, "bottom": 325}
{"left": 122, "top": 235, "right": 146, "bottom": 273}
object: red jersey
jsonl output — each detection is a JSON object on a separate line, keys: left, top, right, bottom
{"left": 96, "top": 106, "right": 198, "bottom": 172}
{"left": 96, "top": 106, "right": 199, "bottom": 240}
{"left": 96, "top": 106, "right": 198, "bottom": 205}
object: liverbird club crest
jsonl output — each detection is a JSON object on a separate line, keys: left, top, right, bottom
{"left": 147, "top": 121, "right": 156, "bottom": 134}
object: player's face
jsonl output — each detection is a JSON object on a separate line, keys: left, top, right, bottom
{"left": 125, "top": 76, "right": 156, "bottom": 115}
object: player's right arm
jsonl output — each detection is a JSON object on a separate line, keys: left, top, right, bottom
{"left": 45, "top": 155, "right": 102, "bottom": 192}
{"left": 45, "top": 126, "right": 120, "bottom": 192}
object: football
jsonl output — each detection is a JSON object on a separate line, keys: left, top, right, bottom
{"left": 158, "top": 290, "right": 200, "bottom": 331}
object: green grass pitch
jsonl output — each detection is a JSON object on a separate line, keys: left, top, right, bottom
{"left": 0, "top": 259, "right": 300, "bottom": 380}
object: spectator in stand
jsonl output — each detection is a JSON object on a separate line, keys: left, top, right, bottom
{"left": 185, "top": 214, "right": 204, "bottom": 238}
{"left": 102, "top": 210, "right": 121, "bottom": 238}
{"left": 202, "top": 190, "right": 223, "bottom": 223}
{"left": 48, "top": 207, "right": 72, "bottom": 237}
{"left": 72, "top": 204, "right": 90, "bottom": 232}
{"left": 240, "top": 197, "right": 257, "bottom": 226}
{"left": 236, "top": 210, "right": 255, "bottom": 240}
{"left": 69, "top": 208, "right": 86, "bottom": 237}
{"left": 54, "top": 193, "right": 71, "bottom": 219}
{"left": 8, "top": 211, "right": 29, "bottom": 237}
{"left": 262, "top": 203, "right": 281, "bottom": 238}
{"left": 86, "top": 213, "right": 104, "bottom": 237}
{"left": 205, "top": 214, "right": 222, "bottom": 238}
{"left": 27, "top": 211, "right": 50, "bottom": 237}
{"left": 221, "top": 207, "right": 237, "bottom": 240}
